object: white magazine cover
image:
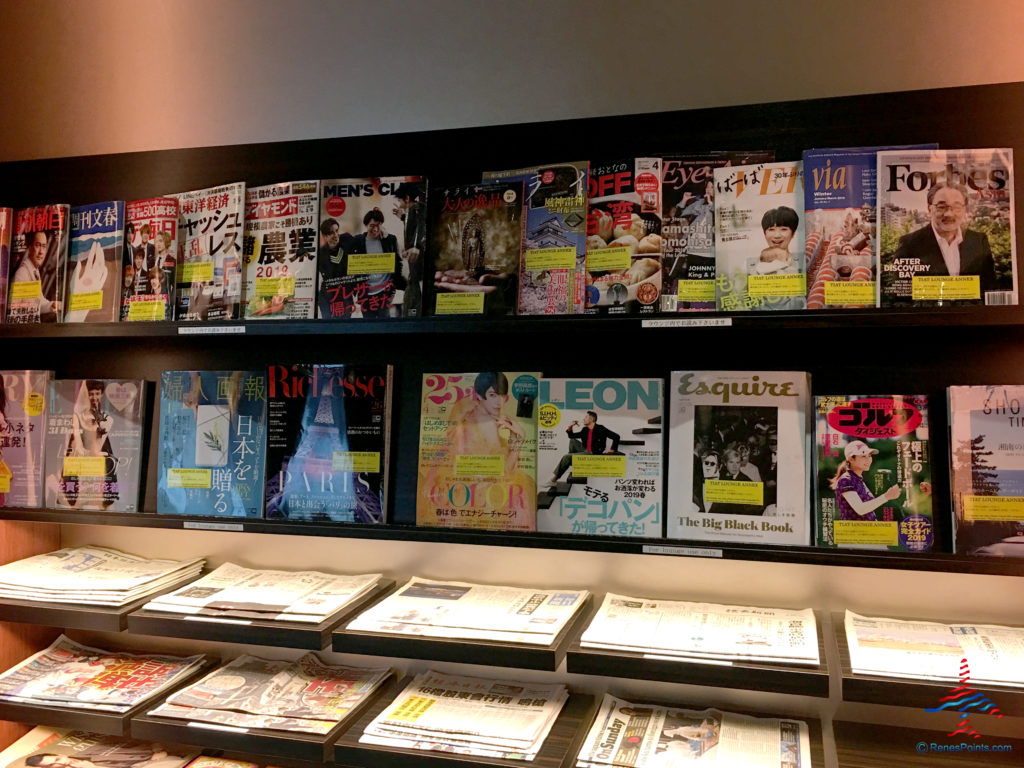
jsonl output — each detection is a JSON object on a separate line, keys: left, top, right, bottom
{"left": 667, "top": 371, "right": 811, "bottom": 545}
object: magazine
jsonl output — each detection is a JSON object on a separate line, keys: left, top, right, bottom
{"left": 4, "top": 730, "right": 199, "bottom": 768}
{"left": 122, "top": 197, "right": 178, "bottom": 321}
{"left": 0, "top": 370, "right": 52, "bottom": 508}
{"left": 66, "top": 201, "right": 124, "bottom": 323}
{"left": 7, "top": 205, "right": 70, "bottom": 325}
{"left": 0, "top": 208, "right": 10, "bottom": 322}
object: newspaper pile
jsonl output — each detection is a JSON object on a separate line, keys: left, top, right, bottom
{"left": 845, "top": 610, "right": 1024, "bottom": 686}
{"left": 360, "top": 670, "right": 567, "bottom": 759}
{"left": 346, "top": 577, "right": 589, "bottom": 645}
{"left": 577, "top": 694, "right": 811, "bottom": 768}
{"left": 581, "top": 594, "right": 820, "bottom": 665}
{"left": 0, "top": 635, "right": 205, "bottom": 713}
{"left": 0, "top": 727, "right": 200, "bottom": 768}
{"left": 149, "top": 653, "right": 392, "bottom": 733}
{"left": 142, "top": 563, "right": 382, "bottom": 623}
{"left": 0, "top": 546, "right": 203, "bottom": 607}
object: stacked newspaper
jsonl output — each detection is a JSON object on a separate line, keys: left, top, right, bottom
{"left": 346, "top": 577, "right": 589, "bottom": 645}
{"left": 360, "top": 670, "right": 567, "bottom": 759}
{"left": 149, "top": 653, "right": 392, "bottom": 734}
{"left": 580, "top": 594, "right": 820, "bottom": 665}
{"left": 0, "top": 546, "right": 203, "bottom": 607}
{"left": 0, "top": 635, "right": 205, "bottom": 713}
{"left": 142, "top": 563, "right": 382, "bottom": 623}
{"left": 577, "top": 694, "right": 810, "bottom": 768}
{"left": 845, "top": 610, "right": 1024, "bottom": 686}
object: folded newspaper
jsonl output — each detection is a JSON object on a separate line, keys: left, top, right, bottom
{"left": 142, "top": 563, "right": 382, "bottom": 623}
{"left": 845, "top": 610, "right": 1024, "bottom": 686}
{"left": 0, "top": 546, "right": 203, "bottom": 607}
{"left": 581, "top": 594, "right": 820, "bottom": 665}
{"left": 0, "top": 635, "right": 206, "bottom": 712}
{"left": 346, "top": 577, "right": 589, "bottom": 645}
{"left": 359, "top": 670, "right": 567, "bottom": 760}
{"left": 0, "top": 728, "right": 200, "bottom": 768}
{"left": 149, "top": 653, "right": 392, "bottom": 734}
{"left": 577, "top": 694, "right": 810, "bottom": 768}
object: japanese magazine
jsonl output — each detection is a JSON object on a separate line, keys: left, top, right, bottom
{"left": 317, "top": 177, "right": 425, "bottom": 319}
{"left": 244, "top": 180, "right": 318, "bottom": 320}
{"left": 713, "top": 162, "right": 805, "bottom": 311}
{"left": 359, "top": 670, "right": 567, "bottom": 760}
{"left": 482, "top": 161, "right": 588, "bottom": 315}
{"left": 814, "top": 395, "right": 933, "bottom": 551}
{"left": 429, "top": 181, "right": 524, "bottom": 316}
{"left": 346, "top": 577, "right": 589, "bottom": 645}
{"left": 157, "top": 370, "right": 267, "bottom": 518}
{"left": 586, "top": 158, "right": 662, "bottom": 314}
{"left": 184, "top": 759, "right": 259, "bottom": 768}
{"left": 537, "top": 377, "right": 662, "bottom": 537}
{"left": 171, "top": 182, "right": 245, "bottom": 321}
{"left": 667, "top": 371, "right": 811, "bottom": 545}
{"left": 0, "top": 370, "right": 52, "bottom": 508}
{"left": 661, "top": 152, "right": 774, "bottom": 312}
{"left": 948, "top": 385, "right": 1024, "bottom": 556}
{"left": 577, "top": 694, "right": 811, "bottom": 768}
{"left": 264, "top": 364, "right": 391, "bottom": 523}
{"left": 122, "top": 197, "right": 178, "bottom": 321}
{"left": 0, "top": 635, "right": 205, "bottom": 712}
{"left": 150, "top": 653, "right": 391, "bottom": 734}
{"left": 417, "top": 372, "right": 539, "bottom": 531}
{"left": 580, "top": 593, "right": 820, "bottom": 665}
{"left": 844, "top": 610, "right": 1024, "bottom": 686}
{"left": 3, "top": 730, "right": 199, "bottom": 768}
{"left": 877, "top": 148, "right": 1017, "bottom": 307}
{"left": 44, "top": 379, "right": 146, "bottom": 513}
{"left": 65, "top": 201, "right": 124, "bottom": 323}
{"left": 7, "top": 204, "right": 70, "bottom": 324}
{"left": 0, "top": 208, "right": 11, "bottom": 322}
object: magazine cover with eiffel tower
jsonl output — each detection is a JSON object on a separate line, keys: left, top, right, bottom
{"left": 537, "top": 378, "right": 662, "bottom": 537}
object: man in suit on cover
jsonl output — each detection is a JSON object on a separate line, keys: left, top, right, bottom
{"left": 892, "top": 181, "right": 997, "bottom": 295}
{"left": 548, "top": 410, "right": 620, "bottom": 486}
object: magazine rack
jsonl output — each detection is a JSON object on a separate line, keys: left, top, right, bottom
{"left": 833, "top": 721, "right": 1023, "bottom": 768}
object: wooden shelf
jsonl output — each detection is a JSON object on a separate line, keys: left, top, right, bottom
{"left": 834, "top": 720, "right": 1023, "bottom": 767}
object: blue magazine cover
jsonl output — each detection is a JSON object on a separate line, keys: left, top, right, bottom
{"left": 66, "top": 201, "right": 124, "bottom": 323}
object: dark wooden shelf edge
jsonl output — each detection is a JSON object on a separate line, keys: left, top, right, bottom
{"left": 834, "top": 720, "right": 1024, "bottom": 767}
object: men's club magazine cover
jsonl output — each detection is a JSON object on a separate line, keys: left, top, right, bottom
{"left": 949, "top": 385, "right": 1024, "bottom": 557}
{"left": 876, "top": 148, "right": 1016, "bottom": 307}
{"left": 264, "top": 364, "right": 392, "bottom": 523}
{"left": 482, "top": 161, "right": 589, "bottom": 315}
{"left": 667, "top": 370, "right": 811, "bottom": 545}
{"left": 317, "top": 177, "right": 426, "bottom": 319}
{"left": 814, "top": 395, "right": 933, "bottom": 551}
{"left": 586, "top": 158, "right": 662, "bottom": 315}
{"left": 243, "top": 180, "right": 319, "bottom": 320}
{"left": 429, "top": 181, "right": 524, "bottom": 317}
{"left": 44, "top": 379, "right": 146, "bottom": 513}
{"left": 157, "top": 371, "right": 267, "bottom": 518}
{"left": 7, "top": 204, "right": 70, "bottom": 324}
{"left": 661, "top": 152, "right": 774, "bottom": 313}
{"left": 0, "top": 370, "right": 52, "bottom": 508}
{"left": 122, "top": 197, "right": 178, "bottom": 321}
{"left": 713, "top": 162, "right": 806, "bottom": 311}
{"left": 66, "top": 201, "right": 124, "bottom": 323}
{"left": 417, "top": 372, "right": 539, "bottom": 531}
{"left": 0, "top": 207, "right": 11, "bottom": 321}
{"left": 537, "top": 378, "right": 662, "bottom": 537}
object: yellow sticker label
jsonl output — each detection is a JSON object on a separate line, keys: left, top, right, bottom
{"left": 68, "top": 291, "right": 104, "bottom": 312}
{"left": 571, "top": 454, "right": 627, "bottom": 478}
{"left": 180, "top": 261, "right": 215, "bottom": 283}
{"left": 331, "top": 451, "right": 381, "bottom": 473}
{"left": 833, "top": 520, "right": 899, "bottom": 546}
{"left": 911, "top": 275, "right": 980, "bottom": 301}
{"left": 963, "top": 495, "right": 1024, "bottom": 521}
{"left": 255, "top": 276, "right": 296, "bottom": 297}
{"left": 587, "top": 247, "right": 632, "bottom": 272}
{"left": 538, "top": 403, "right": 561, "bottom": 429}
{"left": 0, "top": 476, "right": 9, "bottom": 493}
{"left": 677, "top": 280, "right": 716, "bottom": 302}
{"left": 63, "top": 456, "right": 107, "bottom": 477}
{"left": 347, "top": 253, "right": 396, "bottom": 275}
{"left": 167, "top": 468, "right": 212, "bottom": 489}
{"left": 747, "top": 273, "right": 806, "bottom": 297}
{"left": 454, "top": 454, "right": 505, "bottom": 477}
{"left": 10, "top": 281, "right": 41, "bottom": 300}
{"left": 704, "top": 479, "right": 764, "bottom": 505}
{"left": 435, "top": 293, "right": 485, "bottom": 315}
{"left": 824, "top": 281, "right": 876, "bottom": 306}
{"left": 23, "top": 392, "right": 45, "bottom": 416}
{"left": 525, "top": 247, "right": 577, "bottom": 271}
{"left": 388, "top": 695, "right": 435, "bottom": 723}
{"left": 127, "top": 299, "right": 167, "bottom": 321}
